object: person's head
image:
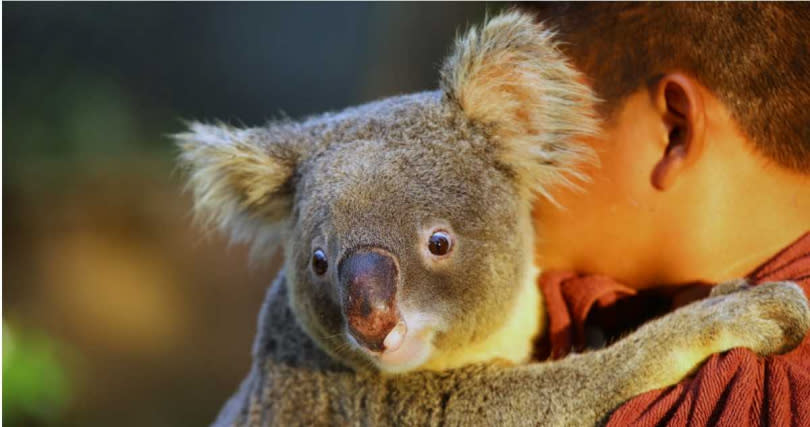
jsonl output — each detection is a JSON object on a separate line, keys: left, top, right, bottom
{"left": 520, "top": 3, "right": 810, "bottom": 287}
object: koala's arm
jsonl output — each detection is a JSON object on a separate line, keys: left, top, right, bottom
{"left": 217, "top": 278, "right": 809, "bottom": 427}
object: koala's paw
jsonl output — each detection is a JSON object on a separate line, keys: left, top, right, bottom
{"left": 709, "top": 278, "right": 751, "bottom": 297}
{"left": 715, "top": 281, "right": 810, "bottom": 356}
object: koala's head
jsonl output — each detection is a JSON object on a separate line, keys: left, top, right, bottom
{"left": 177, "top": 12, "right": 597, "bottom": 373}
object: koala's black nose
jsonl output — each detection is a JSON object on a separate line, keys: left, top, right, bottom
{"left": 339, "top": 249, "right": 401, "bottom": 352}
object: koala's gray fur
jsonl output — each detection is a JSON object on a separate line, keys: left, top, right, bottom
{"left": 176, "top": 11, "right": 810, "bottom": 426}
{"left": 212, "top": 278, "right": 808, "bottom": 426}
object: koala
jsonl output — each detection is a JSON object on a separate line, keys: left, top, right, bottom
{"left": 177, "top": 12, "right": 810, "bottom": 426}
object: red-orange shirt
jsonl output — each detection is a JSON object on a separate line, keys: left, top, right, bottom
{"left": 538, "top": 232, "right": 810, "bottom": 426}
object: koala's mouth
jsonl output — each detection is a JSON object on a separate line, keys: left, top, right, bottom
{"left": 346, "top": 317, "right": 438, "bottom": 374}
{"left": 373, "top": 327, "right": 436, "bottom": 373}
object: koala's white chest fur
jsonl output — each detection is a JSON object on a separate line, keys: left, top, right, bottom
{"left": 420, "top": 263, "right": 543, "bottom": 371}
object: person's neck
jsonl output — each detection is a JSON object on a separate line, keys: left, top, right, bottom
{"left": 712, "top": 163, "right": 809, "bottom": 281}
{"left": 668, "top": 152, "right": 810, "bottom": 286}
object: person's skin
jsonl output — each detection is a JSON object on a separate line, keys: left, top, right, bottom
{"left": 532, "top": 73, "right": 810, "bottom": 292}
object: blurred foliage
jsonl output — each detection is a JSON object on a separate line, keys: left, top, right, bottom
{"left": 3, "top": 323, "right": 71, "bottom": 425}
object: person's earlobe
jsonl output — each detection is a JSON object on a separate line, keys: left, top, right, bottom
{"left": 651, "top": 73, "right": 706, "bottom": 191}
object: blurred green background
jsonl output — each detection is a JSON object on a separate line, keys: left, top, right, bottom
{"left": 3, "top": 3, "right": 501, "bottom": 426}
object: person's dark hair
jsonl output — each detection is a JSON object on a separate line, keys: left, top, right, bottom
{"left": 519, "top": 2, "right": 810, "bottom": 173}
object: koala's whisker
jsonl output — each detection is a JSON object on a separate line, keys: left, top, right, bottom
{"left": 321, "top": 332, "right": 348, "bottom": 341}
{"left": 322, "top": 334, "right": 353, "bottom": 351}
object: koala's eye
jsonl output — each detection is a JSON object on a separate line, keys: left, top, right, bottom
{"left": 312, "top": 249, "right": 328, "bottom": 275}
{"left": 428, "top": 231, "right": 453, "bottom": 256}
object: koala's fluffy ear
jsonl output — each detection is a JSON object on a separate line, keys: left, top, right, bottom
{"left": 175, "top": 122, "right": 303, "bottom": 254}
{"left": 441, "top": 11, "right": 599, "bottom": 204}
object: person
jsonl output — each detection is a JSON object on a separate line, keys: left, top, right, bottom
{"left": 518, "top": 3, "right": 810, "bottom": 425}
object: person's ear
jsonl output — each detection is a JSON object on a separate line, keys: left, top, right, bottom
{"left": 650, "top": 73, "right": 706, "bottom": 191}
